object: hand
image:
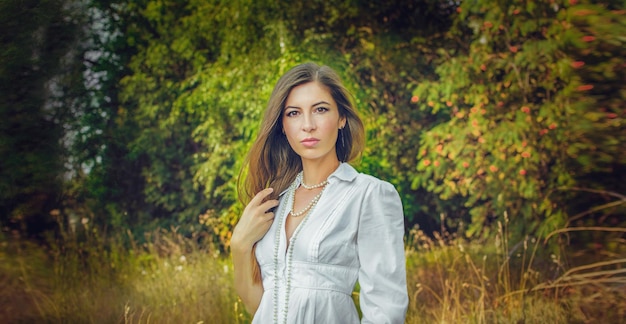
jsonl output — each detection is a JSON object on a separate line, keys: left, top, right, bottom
{"left": 231, "top": 188, "right": 279, "bottom": 251}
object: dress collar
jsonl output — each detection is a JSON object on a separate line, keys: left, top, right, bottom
{"left": 328, "top": 162, "right": 358, "bottom": 183}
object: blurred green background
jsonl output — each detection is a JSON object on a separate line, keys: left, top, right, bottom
{"left": 2, "top": 0, "right": 623, "bottom": 244}
{"left": 1, "top": 0, "right": 625, "bottom": 322}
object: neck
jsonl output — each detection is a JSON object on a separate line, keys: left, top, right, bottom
{"left": 301, "top": 156, "right": 341, "bottom": 185}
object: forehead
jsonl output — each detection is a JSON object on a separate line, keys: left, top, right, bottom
{"left": 285, "top": 82, "right": 335, "bottom": 107}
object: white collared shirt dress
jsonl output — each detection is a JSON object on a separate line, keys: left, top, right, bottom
{"left": 252, "top": 163, "right": 408, "bottom": 324}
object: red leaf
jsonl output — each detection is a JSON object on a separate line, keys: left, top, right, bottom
{"left": 574, "top": 9, "right": 596, "bottom": 16}
{"left": 582, "top": 35, "right": 596, "bottom": 42}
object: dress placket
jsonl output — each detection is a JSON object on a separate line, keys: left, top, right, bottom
{"left": 271, "top": 174, "right": 326, "bottom": 324}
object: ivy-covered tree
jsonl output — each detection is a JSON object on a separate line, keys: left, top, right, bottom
{"left": 411, "top": 0, "right": 625, "bottom": 238}
{"left": 83, "top": 0, "right": 458, "bottom": 239}
{"left": 74, "top": 0, "right": 624, "bottom": 246}
{"left": 0, "top": 0, "right": 86, "bottom": 236}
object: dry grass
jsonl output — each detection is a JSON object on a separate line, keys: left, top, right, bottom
{"left": 404, "top": 215, "right": 626, "bottom": 324}
{"left": 0, "top": 225, "right": 245, "bottom": 324}
{"left": 1, "top": 216, "right": 624, "bottom": 323}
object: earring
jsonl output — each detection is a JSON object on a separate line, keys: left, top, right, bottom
{"left": 341, "top": 129, "right": 345, "bottom": 149}
{"left": 339, "top": 128, "right": 346, "bottom": 158}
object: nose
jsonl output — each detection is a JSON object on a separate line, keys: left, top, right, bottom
{"left": 302, "top": 113, "right": 316, "bottom": 132}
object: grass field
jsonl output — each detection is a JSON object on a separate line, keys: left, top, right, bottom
{"left": 1, "top": 221, "right": 624, "bottom": 323}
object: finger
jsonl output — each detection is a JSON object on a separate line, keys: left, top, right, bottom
{"left": 250, "top": 187, "right": 274, "bottom": 205}
{"left": 262, "top": 212, "right": 275, "bottom": 222}
{"left": 259, "top": 199, "right": 279, "bottom": 213}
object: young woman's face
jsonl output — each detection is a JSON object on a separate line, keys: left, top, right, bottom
{"left": 282, "top": 82, "right": 346, "bottom": 163}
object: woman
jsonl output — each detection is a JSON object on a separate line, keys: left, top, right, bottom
{"left": 231, "top": 62, "right": 408, "bottom": 323}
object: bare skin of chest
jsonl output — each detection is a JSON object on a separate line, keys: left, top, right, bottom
{"left": 285, "top": 187, "right": 324, "bottom": 247}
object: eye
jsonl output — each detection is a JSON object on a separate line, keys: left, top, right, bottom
{"left": 315, "top": 107, "right": 329, "bottom": 113}
{"left": 285, "top": 110, "right": 299, "bottom": 117}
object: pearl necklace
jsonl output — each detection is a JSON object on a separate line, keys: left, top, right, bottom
{"left": 290, "top": 172, "right": 328, "bottom": 217}
{"left": 290, "top": 187, "right": 325, "bottom": 217}
{"left": 300, "top": 178, "right": 328, "bottom": 190}
{"left": 272, "top": 177, "right": 326, "bottom": 324}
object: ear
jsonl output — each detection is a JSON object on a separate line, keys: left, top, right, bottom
{"left": 339, "top": 116, "right": 347, "bottom": 129}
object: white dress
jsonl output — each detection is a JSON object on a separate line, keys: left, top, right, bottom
{"left": 252, "top": 163, "right": 408, "bottom": 324}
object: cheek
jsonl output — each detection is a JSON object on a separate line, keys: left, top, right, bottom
{"left": 282, "top": 121, "right": 298, "bottom": 140}
{"left": 321, "top": 119, "right": 340, "bottom": 134}
{"left": 282, "top": 120, "right": 290, "bottom": 134}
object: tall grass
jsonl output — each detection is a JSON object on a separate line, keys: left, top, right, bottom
{"left": 405, "top": 213, "right": 626, "bottom": 323}
{"left": 1, "top": 222, "right": 245, "bottom": 323}
{"left": 1, "top": 215, "right": 624, "bottom": 323}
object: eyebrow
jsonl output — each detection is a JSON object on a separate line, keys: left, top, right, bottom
{"left": 285, "top": 101, "right": 331, "bottom": 110}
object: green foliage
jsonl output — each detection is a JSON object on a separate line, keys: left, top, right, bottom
{"left": 79, "top": 0, "right": 461, "bottom": 237}
{"left": 2, "top": 2, "right": 625, "bottom": 321}
{"left": 410, "top": 0, "right": 626, "bottom": 238}
{"left": 46, "top": 0, "right": 624, "bottom": 243}
{"left": 113, "top": 0, "right": 297, "bottom": 231}
{"left": 0, "top": 0, "right": 85, "bottom": 235}
{"left": 69, "top": 0, "right": 149, "bottom": 230}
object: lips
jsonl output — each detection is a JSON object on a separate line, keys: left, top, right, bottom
{"left": 301, "top": 138, "right": 320, "bottom": 147}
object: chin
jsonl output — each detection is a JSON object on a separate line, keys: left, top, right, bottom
{"left": 298, "top": 152, "right": 336, "bottom": 162}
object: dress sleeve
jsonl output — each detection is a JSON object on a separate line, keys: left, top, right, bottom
{"left": 357, "top": 179, "right": 408, "bottom": 324}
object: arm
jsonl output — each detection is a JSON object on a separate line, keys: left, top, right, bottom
{"left": 231, "top": 188, "right": 278, "bottom": 315}
{"left": 231, "top": 241, "right": 264, "bottom": 314}
{"left": 357, "top": 181, "right": 408, "bottom": 324}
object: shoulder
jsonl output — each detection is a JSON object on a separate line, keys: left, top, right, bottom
{"left": 356, "top": 174, "right": 401, "bottom": 210}
{"left": 355, "top": 173, "right": 396, "bottom": 191}
{"left": 350, "top": 168, "right": 404, "bottom": 231}
{"left": 330, "top": 163, "right": 399, "bottom": 200}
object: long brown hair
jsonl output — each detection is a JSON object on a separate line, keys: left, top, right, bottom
{"left": 238, "top": 62, "right": 365, "bottom": 283}
{"left": 239, "top": 62, "right": 365, "bottom": 204}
